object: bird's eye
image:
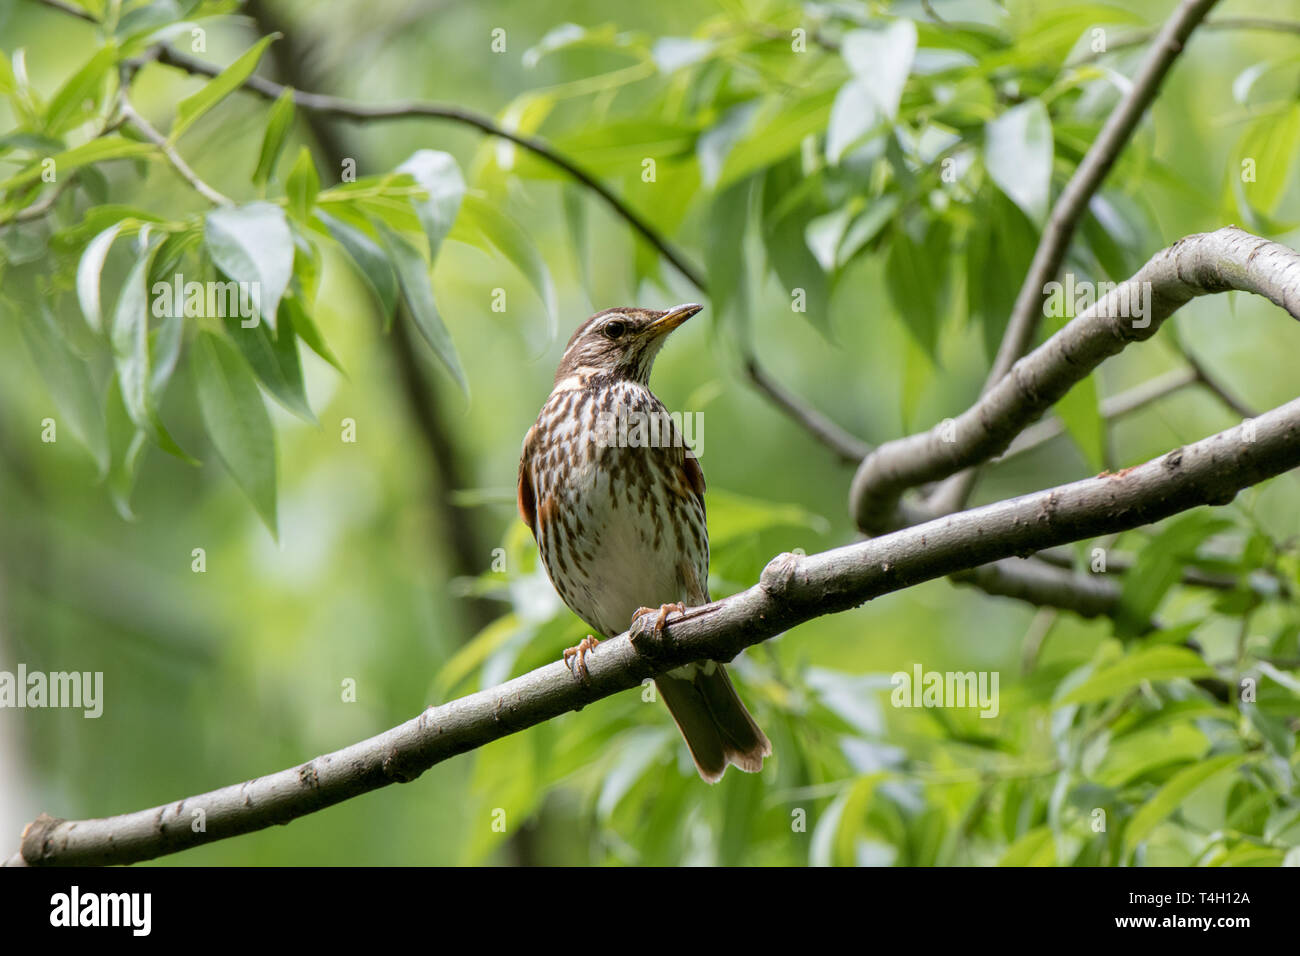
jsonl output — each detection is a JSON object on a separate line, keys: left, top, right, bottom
{"left": 602, "top": 320, "right": 627, "bottom": 340}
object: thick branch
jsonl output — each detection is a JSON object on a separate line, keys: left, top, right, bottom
{"left": 950, "top": 557, "right": 1124, "bottom": 620}
{"left": 851, "top": 227, "right": 1300, "bottom": 532}
{"left": 13, "top": 394, "right": 1300, "bottom": 866}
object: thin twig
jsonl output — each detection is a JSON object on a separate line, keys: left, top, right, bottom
{"left": 147, "top": 45, "right": 705, "bottom": 289}
{"left": 0, "top": 179, "right": 71, "bottom": 226}
{"left": 1071, "top": 16, "right": 1300, "bottom": 66}
{"left": 743, "top": 355, "right": 871, "bottom": 463}
{"left": 119, "top": 100, "right": 232, "bottom": 206}
{"left": 1172, "top": 340, "right": 1257, "bottom": 420}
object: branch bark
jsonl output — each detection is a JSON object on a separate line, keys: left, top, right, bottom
{"left": 13, "top": 391, "right": 1300, "bottom": 865}
{"left": 851, "top": 227, "right": 1300, "bottom": 533}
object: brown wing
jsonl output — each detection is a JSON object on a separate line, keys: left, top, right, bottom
{"left": 683, "top": 449, "right": 706, "bottom": 511}
{"left": 517, "top": 426, "right": 537, "bottom": 535}
{"left": 681, "top": 450, "right": 709, "bottom": 606}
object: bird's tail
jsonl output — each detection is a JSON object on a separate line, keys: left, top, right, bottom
{"left": 655, "top": 662, "right": 771, "bottom": 783}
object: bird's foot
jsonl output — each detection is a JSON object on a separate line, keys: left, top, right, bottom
{"left": 631, "top": 602, "right": 686, "bottom": 638}
{"left": 563, "top": 635, "right": 601, "bottom": 682}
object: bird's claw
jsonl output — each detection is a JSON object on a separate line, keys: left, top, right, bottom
{"left": 563, "top": 635, "right": 601, "bottom": 682}
{"left": 632, "top": 602, "right": 686, "bottom": 638}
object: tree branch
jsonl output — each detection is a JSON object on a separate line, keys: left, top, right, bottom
{"left": 13, "top": 390, "right": 1300, "bottom": 865}
{"left": 742, "top": 354, "right": 871, "bottom": 463}
{"left": 1073, "top": 16, "right": 1300, "bottom": 66}
{"left": 851, "top": 227, "right": 1300, "bottom": 533}
{"left": 950, "top": 557, "right": 1125, "bottom": 620}
{"left": 119, "top": 100, "right": 232, "bottom": 206}
{"left": 143, "top": 43, "right": 708, "bottom": 292}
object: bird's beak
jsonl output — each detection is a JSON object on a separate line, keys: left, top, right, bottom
{"left": 646, "top": 303, "right": 703, "bottom": 337}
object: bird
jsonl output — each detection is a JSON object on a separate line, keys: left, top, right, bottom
{"left": 516, "top": 303, "right": 771, "bottom": 783}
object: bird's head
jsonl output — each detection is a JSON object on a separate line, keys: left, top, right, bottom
{"left": 554, "top": 303, "right": 702, "bottom": 387}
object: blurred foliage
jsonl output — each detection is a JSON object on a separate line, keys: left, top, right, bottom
{"left": 1, "top": 0, "right": 1299, "bottom": 865}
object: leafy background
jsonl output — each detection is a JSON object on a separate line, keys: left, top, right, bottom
{"left": 1, "top": 0, "right": 1299, "bottom": 865}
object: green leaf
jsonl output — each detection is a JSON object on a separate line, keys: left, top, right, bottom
{"left": 697, "top": 102, "right": 758, "bottom": 188}
{"left": 827, "top": 20, "right": 916, "bottom": 164}
{"left": 374, "top": 221, "right": 467, "bottom": 394}
{"left": 1058, "top": 646, "right": 1213, "bottom": 705}
{"left": 316, "top": 210, "right": 398, "bottom": 324}
{"left": 173, "top": 34, "right": 277, "bottom": 141}
{"left": 805, "top": 206, "right": 854, "bottom": 273}
{"left": 110, "top": 236, "right": 193, "bottom": 461}
{"left": 252, "top": 86, "right": 295, "bottom": 186}
{"left": 0, "top": 137, "right": 152, "bottom": 193}
{"left": 222, "top": 313, "right": 315, "bottom": 422}
{"left": 885, "top": 217, "right": 951, "bottom": 357}
{"left": 104, "top": 375, "right": 148, "bottom": 521}
{"left": 716, "top": 88, "right": 836, "bottom": 189}
{"left": 113, "top": 1, "right": 190, "bottom": 47}
{"left": 456, "top": 194, "right": 558, "bottom": 340}
{"left": 762, "top": 160, "right": 829, "bottom": 335}
{"left": 1116, "top": 512, "right": 1233, "bottom": 636}
{"left": 1233, "top": 103, "right": 1300, "bottom": 217}
{"left": 149, "top": 310, "right": 184, "bottom": 399}
{"left": 833, "top": 774, "right": 883, "bottom": 866}
{"left": 997, "top": 825, "right": 1055, "bottom": 866}
{"left": 705, "top": 179, "right": 751, "bottom": 328}
{"left": 1096, "top": 722, "right": 1209, "bottom": 788}
{"left": 985, "top": 99, "right": 1053, "bottom": 228}
{"left": 1243, "top": 702, "right": 1294, "bottom": 758}
{"left": 282, "top": 293, "right": 344, "bottom": 374}
{"left": 837, "top": 194, "right": 901, "bottom": 267}
{"left": 561, "top": 183, "right": 590, "bottom": 293}
{"left": 76, "top": 222, "right": 123, "bottom": 334}
{"left": 1054, "top": 369, "right": 1105, "bottom": 470}
{"left": 19, "top": 312, "right": 109, "bottom": 475}
{"left": 285, "top": 146, "right": 319, "bottom": 222}
{"left": 45, "top": 43, "right": 118, "bottom": 135}
{"left": 1124, "top": 754, "right": 1248, "bottom": 857}
{"left": 397, "top": 149, "right": 465, "bottom": 257}
{"left": 706, "top": 488, "right": 828, "bottom": 550}
{"left": 190, "top": 330, "right": 278, "bottom": 536}
{"left": 967, "top": 189, "right": 1038, "bottom": 362}
{"left": 841, "top": 20, "right": 916, "bottom": 114}
{"left": 204, "top": 201, "right": 293, "bottom": 332}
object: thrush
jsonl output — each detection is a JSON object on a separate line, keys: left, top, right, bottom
{"left": 517, "top": 303, "right": 771, "bottom": 783}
